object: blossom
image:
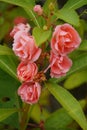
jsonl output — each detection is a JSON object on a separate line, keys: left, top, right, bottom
{"left": 50, "top": 51, "right": 72, "bottom": 78}
{"left": 17, "top": 61, "right": 38, "bottom": 82}
{"left": 18, "top": 82, "right": 41, "bottom": 104}
{"left": 10, "top": 23, "right": 30, "bottom": 38}
{"left": 51, "top": 23, "right": 81, "bottom": 55}
{"left": 13, "top": 32, "right": 41, "bottom": 62}
{"left": 33, "top": 5, "right": 43, "bottom": 16}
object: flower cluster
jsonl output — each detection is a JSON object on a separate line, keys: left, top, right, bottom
{"left": 49, "top": 23, "right": 81, "bottom": 78}
{"left": 10, "top": 22, "right": 42, "bottom": 104}
{"left": 11, "top": 9, "right": 81, "bottom": 104}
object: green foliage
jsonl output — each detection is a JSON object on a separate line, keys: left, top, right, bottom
{"left": 0, "top": 0, "right": 41, "bottom": 27}
{"left": 79, "top": 40, "right": 87, "bottom": 51}
{"left": 64, "top": 70, "right": 87, "bottom": 89}
{"left": 0, "top": 0, "right": 35, "bottom": 8}
{"left": 55, "top": 0, "right": 87, "bottom": 26}
{"left": 45, "top": 108, "right": 73, "bottom": 129}
{"left": 43, "top": 0, "right": 58, "bottom": 14}
{"left": 63, "top": 0, "right": 87, "bottom": 10}
{"left": 0, "top": 45, "right": 14, "bottom": 55}
{"left": 33, "top": 27, "right": 52, "bottom": 46}
{"left": 0, "top": 108, "right": 18, "bottom": 122}
{"left": 46, "top": 82, "right": 87, "bottom": 130}
{"left": 0, "top": 0, "right": 87, "bottom": 130}
{"left": 0, "top": 55, "right": 18, "bottom": 80}
{"left": 0, "top": 21, "right": 10, "bottom": 40}
{"left": 0, "top": 68, "right": 20, "bottom": 128}
{"left": 31, "top": 104, "right": 49, "bottom": 123}
{"left": 45, "top": 128, "right": 76, "bottom": 130}
{"left": 56, "top": 9, "right": 80, "bottom": 26}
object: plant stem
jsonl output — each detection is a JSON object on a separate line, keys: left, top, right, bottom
{"left": 20, "top": 103, "right": 34, "bottom": 130}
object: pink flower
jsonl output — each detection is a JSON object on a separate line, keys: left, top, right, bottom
{"left": 50, "top": 51, "right": 72, "bottom": 78}
{"left": 18, "top": 82, "right": 41, "bottom": 104}
{"left": 51, "top": 23, "right": 81, "bottom": 55}
{"left": 13, "top": 16, "right": 27, "bottom": 25}
{"left": 17, "top": 61, "right": 38, "bottom": 82}
{"left": 10, "top": 23, "right": 30, "bottom": 38}
{"left": 33, "top": 5, "right": 43, "bottom": 16}
{"left": 13, "top": 32, "right": 41, "bottom": 62}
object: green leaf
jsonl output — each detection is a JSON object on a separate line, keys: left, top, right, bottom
{"left": 45, "top": 128, "right": 76, "bottom": 130}
{"left": 0, "top": 45, "right": 14, "bottom": 55}
{"left": 64, "top": 70, "right": 87, "bottom": 90}
{"left": 31, "top": 104, "right": 49, "bottom": 123}
{"left": 55, "top": 9, "right": 80, "bottom": 26}
{"left": 45, "top": 108, "right": 73, "bottom": 129}
{"left": 0, "top": 68, "right": 20, "bottom": 128}
{"left": 79, "top": 40, "right": 87, "bottom": 51}
{"left": 46, "top": 82, "right": 87, "bottom": 130}
{"left": 0, "top": 0, "right": 41, "bottom": 27}
{"left": 56, "top": 0, "right": 87, "bottom": 26}
{"left": 0, "top": 55, "right": 18, "bottom": 80}
{"left": 63, "top": 0, "right": 87, "bottom": 10}
{"left": 0, "top": 108, "right": 17, "bottom": 122}
{"left": 0, "top": 0, "right": 35, "bottom": 8}
{"left": 33, "top": 27, "right": 52, "bottom": 46}
{"left": 0, "top": 22, "right": 10, "bottom": 40}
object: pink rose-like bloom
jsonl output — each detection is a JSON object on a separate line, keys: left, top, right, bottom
{"left": 18, "top": 82, "right": 41, "bottom": 104}
{"left": 50, "top": 51, "right": 72, "bottom": 78}
{"left": 33, "top": 5, "right": 43, "bottom": 16}
{"left": 51, "top": 23, "right": 81, "bottom": 55}
{"left": 17, "top": 61, "right": 38, "bottom": 82}
{"left": 10, "top": 23, "right": 30, "bottom": 38}
{"left": 13, "top": 31, "right": 41, "bottom": 62}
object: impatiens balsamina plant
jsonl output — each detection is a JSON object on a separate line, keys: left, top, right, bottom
{"left": 0, "top": 0, "right": 87, "bottom": 130}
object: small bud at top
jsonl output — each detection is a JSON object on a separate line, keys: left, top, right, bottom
{"left": 33, "top": 5, "right": 43, "bottom": 16}
{"left": 43, "top": 25, "right": 48, "bottom": 31}
{"left": 49, "top": 2, "right": 54, "bottom": 11}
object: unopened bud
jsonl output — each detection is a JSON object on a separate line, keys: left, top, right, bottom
{"left": 49, "top": 2, "right": 54, "bottom": 11}
{"left": 33, "top": 5, "right": 43, "bottom": 16}
{"left": 43, "top": 25, "right": 48, "bottom": 31}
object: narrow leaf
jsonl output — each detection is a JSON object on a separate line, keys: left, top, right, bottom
{"left": 0, "top": 55, "right": 18, "bottom": 80}
{"left": 55, "top": 9, "right": 80, "bottom": 26}
{"left": 0, "top": 0, "right": 40, "bottom": 27}
{"left": 0, "top": 0, "right": 35, "bottom": 8}
{"left": 0, "top": 108, "right": 18, "bottom": 122}
{"left": 63, "top": 0, "right": 87, "bottom": 10}
{"left": 46, "top": 82, "right": 87, "bottom": 130}
{"left": 0, "top": 45, "right": 14, "bottom": 55}
{"left": 79, "top": 40, "right": 87, "bottom": 51}
{"left": 45, "top": 108, "right": 73, "bottom": 129}
{"left": 64, "top": 70, "right": 87, "bottom": 89}
{"left": 45, "top": 128, "right": 75, "bottom": 130}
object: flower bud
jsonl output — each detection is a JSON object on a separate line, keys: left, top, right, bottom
{"left": 43, "top": 25, "right": 48, "bottom": 31}
{"left": 33, "top": 5, "right": 43, "bottom": 16}
{"left": 49, "top": 2, "right": 54, "bottom": 11}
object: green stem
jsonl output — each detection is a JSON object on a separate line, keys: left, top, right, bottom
{"left": 20, "top": 103, "right": 34, "bottom": 130}
{"left": 15, "top": 92, "right": 21, "bottom": 123}
{"left": 24, "top": 8, "right": 40, "bottom": 28}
